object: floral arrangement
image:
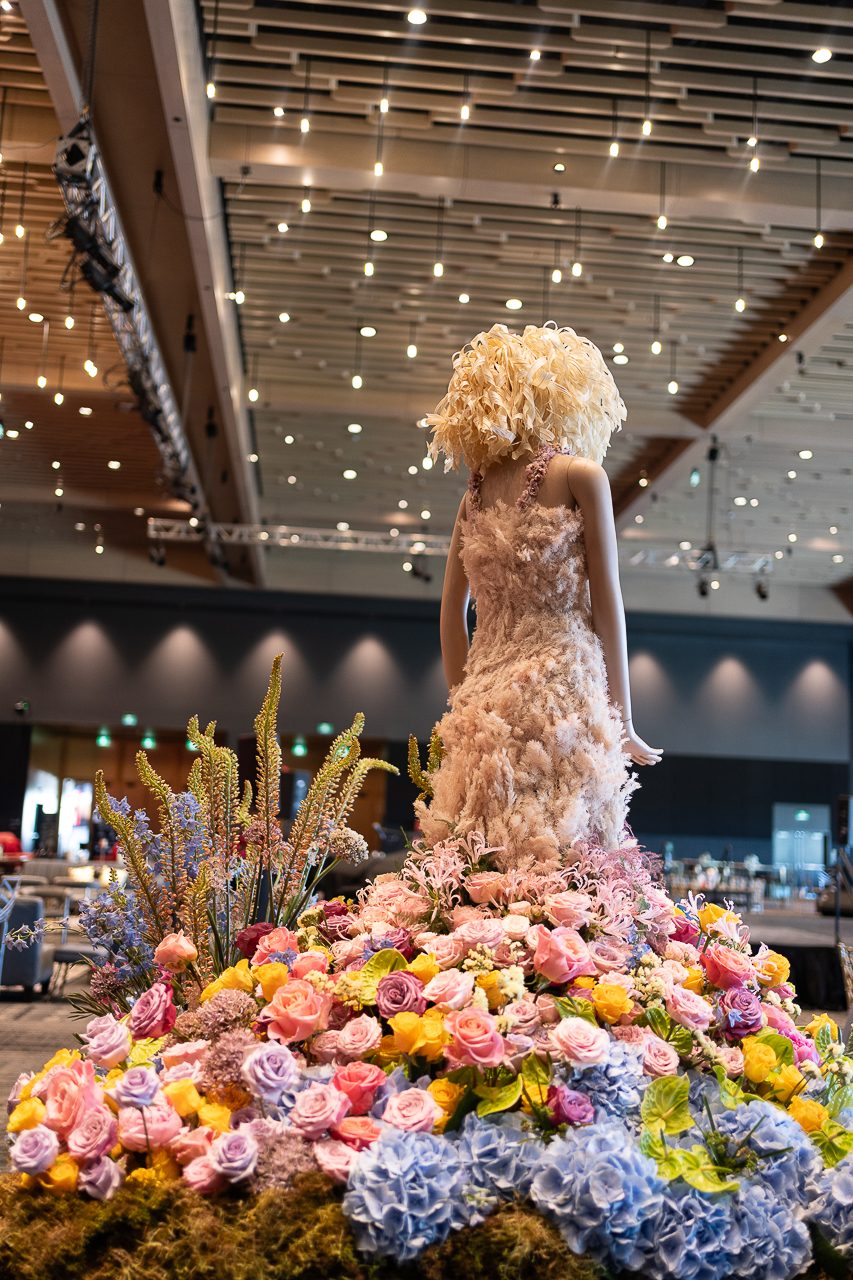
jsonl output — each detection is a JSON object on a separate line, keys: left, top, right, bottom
{"left": 4, "top": 669, "right": 853, "bottom": 1280}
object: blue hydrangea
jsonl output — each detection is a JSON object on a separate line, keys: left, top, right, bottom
{"left": 564, "top": 1039, "right": 646, "bottom": 1124}
{"left": 711, "top": 1101, "right": 820, "bottom": 1206}
{"left": 728, "top": 1182, "right": 812, "bottom": 1280}
{"left": 810, "top": 1151, "right": 853, "bottom": 1258}
{"left": 643, "top": 1186, "right": 734, "bottom": 1280}
{"left": 343, "top": 1129, "right": 467, "bottom": 1261}
{"left": 454, "top": 1113, "right": 543, "bottom": 1224}
{"left": 530, "top": 1120, "right": 664, "bottom": 1272}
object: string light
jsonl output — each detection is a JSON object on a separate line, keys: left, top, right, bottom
{"left": 642, "top": 31, "right": 653, "bottom": 136}
{"left": 813, "top": 157, "right": 823, "bottom": 248}
{"left": 300, "top": 56, "right": 311, "bottom": 133}
{"left": 656, "top": 161, "right": 667, "bottom": 229}
{"left": 571, "top": 207, "right": 583, "bottom": 276}
{"left": 734, "top": 246, "right": 747, "bottom": 313}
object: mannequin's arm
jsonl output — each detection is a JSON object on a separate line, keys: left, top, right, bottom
{"left": 439, "top": 495, "right": 471, "bottom": 691}
{"left": 569, "top": 458, "right": 662, "bottom": 767}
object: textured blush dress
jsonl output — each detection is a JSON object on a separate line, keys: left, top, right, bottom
{"left": 418, "top": 445, "right": 637, "bottom": 869}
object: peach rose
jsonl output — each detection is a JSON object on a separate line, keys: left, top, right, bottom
{"left": 160, "top": 1040, "right": 209, "bottom": 1070}
{"left": 453, "top": 916, "right": 506, "bottom": 952}
{"left": 266, "top": 979, "right": 332, "bottom": 1044}
{"left": 550, "top": 1017, "right": 610, "bottom": 1067}
{"left": 331, "top": 1115, "right": 382, "bottom": 1149}
{"left": 531, "top": 925, "right": 597, "bottom": 985}
{"left": 445, "top": 1008, "right": 505, "bottom": 1069}
{"left": 290, "top": 950, "right": 330, "bottom": 980}
{"left": 422, "top": 969, "right": 475, "bottom": 1011}
{"left": 502, "top": 914, "right": 532, "bottom": 943}
{"left": 117, "top": 1102, "right": 182, "bottom": 1151}
{"left": 314, "top": 1137, "right": 355, "bottom": 1184}
{"left": 543, "top": 891, "right": 593, "bottom": 928}
{"left": 44, "top": 1066, "right": 93, "bottom": 1139}
{"left": 251, "top": 927, "right": 300, "bottom": 966}
{"left": 465, "top": 872, "right": 510, "bottom": 905}
{"left": 665, "top": 984, "right": 713, "bottom": 1032}
{"left": 332, "top": 1061, "right": 386, "bottom": 1115}
{"left": 700, "top": 943, "right": 756, "bottom": 990}
{"left": 337, "top": 1014, "right": 383, "bottom": 1060}
{"left": 153, "top": 931, "right": 198, "bottom": 973}
{"left": 169, "top": 1125, "right": 215, "bottom": 1165}
{"left": 425, "top": 933, "right": 465, "bottom": 970}
{"left": 642, "top": 1034, "right": 680, "bottom": 1078}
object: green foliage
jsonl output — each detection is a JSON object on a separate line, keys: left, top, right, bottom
{"left": 475, "top": 1075, "right": 523, "bottom": 1117}
{"left": 357, "top": 948, "right": 408, "bottom": 1004}
{"left": 712, "top": 1064, "right": 762, "bottom": 1111}
{"left": 553, "top": 996, "right": 597, "bottom": 1025}
{"left": 641, "top": 1007, "right": 694, "bottom": 1058}
{"left": 640, "top": 1076, "right": 693, "bottom": 1136}
{"left": 813, "top": 1119, "right": 853, "bottom": 1169}
{"left": 815, "top": 1022, "right": 835, "bottom": 1059}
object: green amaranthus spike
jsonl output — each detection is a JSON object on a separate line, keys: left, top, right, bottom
{"left": 93, "top": 770, "right": 168, "bottom": 948}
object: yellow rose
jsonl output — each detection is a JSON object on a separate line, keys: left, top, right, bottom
{"left": 388, "top": 1011, "right": 423, "bottom": 1056}
{"left": 787, "top": 1096, "right": 828, "bottom": 1134}
{"left": 407, "top": 953, "right": 440, "bottom": 985}
{"left": 682, "top": 967, "right": 705, "bottom": 995}
{"left": 19, "top": 1048, "right": 80, "bottom": 1100}
{"left": 197, "top": 1101, "right": 231, "bottom": 1133}
{"left": 755, "top": 951, "right": 791, "bottom": 989}
{"left": 803, "top": 1012, "right": 840, "bottom": 1042}
{"left": 591, "top": 982, "right": 634, "bottom": 1025}
{"left": 427, "top": 1078, "right": 465, "bottom": 1132}
{"left": 162, "top": 1079, "right": 203, "bottom": 1118}
{"left": 200, "top": 958, "right": 254, "bottom": 1002}
{"left": 254, "top": 962, "right": 291, "bottom": 1002}
{"left": 573, "top": 976, "right": 596, "bottom": 991}
{"left": 37, "top": 1153, "right": 78, "bottom": 1195}
{"left": 769, "top": 1063, "right": 804, "bottom": 1103}
{"left": 374, "top": 1034, "right": 403, "bottom": 1068}
{"left": 697, "top": 902, "right": 740, "bottom": 934}
{"left": 388, "top": 1009, "right": 447, "bottom": 1061}
{"left": 476, "top": 971, "right": 505, "bottom": 1012}
{"left": 742, "top": 1037, "right": 777, "bottom": 1085}
{"left": 7, "top": 1097, "right": 47, "bottom": 1132}
{"left": 416, "top": 1008, "right": 448, "bottom": 1061}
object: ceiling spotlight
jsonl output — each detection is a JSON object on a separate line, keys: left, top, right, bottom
{"left": 273, "top": 106, "right": 285, "bottom": 119}
{"left": 662, "top": 252, "right": 674, "bottom": 264}
{"left": 233, "top": 289, "right": 245, "bottom": 306}
{"left": 188, "top": 516, "right": 199, "bottom": 528}
{"left": 277, "top": 222, "right": 289, "bottom": 234}
{"left": 529, "top": 49, "right": 541, "bottom": 61}
{"left": 402, "top": 561, "right": 413, "bottom": 572}
{"left": 787, "top": 469, "right": 797, "bottom": 480}
{"left": 458, "top": 292, "right": 470, "bottom": 304}
{"left": 774, "top": 550, "right": 784, "bottom": 560}
{"left": 829, "top": 525, "right": 838, "bottom": 535}
{"left": 667, "top": 379, "right": 679, "bottom": 395}
{"left": 408, "top": 465, "right": 418, "bottom": 475}
{"left": 74, "top": 522, "right": 86, "bottom": 532}
{"left": 54, "top": 486, "right": 64, "bottom": 497}
{"left": 24, "top": 420, "right": 33, "bottom": 429}
{"left": 749, "top": 498, "right": 759, "bottom": 508}
{"left": 407, "top": 8, "right": 427, "bottom": 24}
{"left": 613, "top": 342, "right": 624, "bottom": 354}
{"left": 553, "top": 162, "right": 566, "bottom": 173}
{"left": 369, "top": 228, "right": 387, "bottom": 242}
{"left": 389, "top": 527, "right": 399, "bottom": 537}
{"left": 812, "top": 48, "right": 832, "bottom": 64}
{"left": 676, "top": 254, "right": 694, "bottom": 267}
{"left": 832, "top": 554, "right": 844, "bottom": 564}
{"left": 638, "top": 476, "right": 648, "bottom": 488}
{"left": 398, "top": 499, "right": 408, "bottom": 509}
{"left": 505, "top": 298, "right": 523, "bottom": 311}
{"left": 52, "top": 460, "right": 61, "bottom": 469}
{"left": 798, "top": 449, "right": 813, "bottom": 460}
{"left": 656, "top": 214, "right": 667, "bottom": 231}
{"left": 551, "top": 267, "right": 562, "bottom": 284}
{"left": 206, "top": 81, "right": 216, "bottom": 99}
{"left": 28, "top": 311, "right": 44, "bottom": 323}
{"left": 710, "top": 578, "right": 720, "bottom": 591}
{"left": 787, "top": 532, "right": 797, "bottom": 543}
{"left": 284, "top": 434, "right": 294, "bottom": 444}
{"left": 651, "top": 339, "right": 662, "bottom": 356}
{"left": 351, "top": 373, "right": 363, "bottom": 389}
{"left": 347, "top": 422, "right": 362, "bottom": 434}
{"left": 420, "top": 509, "right": 431, "bottom": 519}
{"left": 359, "top": 324, "right": 377, "bottom": 337}
{"left": 733, "top": 496, "right": 747, "bottom": 507}
{"left": 407, "top": 342, "right": 418, "bottom": 358}
{"left": 248, "top": 386, "right": 259, "bottom": 402}
{"left": 5, "top": 428, "right": 18, "bottom": 439}
{"left": 248, "top": 452, "right": 259, "bottom": 463}
{"left": 279, "top": 311, "right": 291, "bottom": 323}
{"left": 134, "top": 507, "right": 144, "bottom": 516}
{"left": 337, "top": 521, "right": 350, "bottom": 532}
{"left": 287, "top": 474, "right": 297, "bottom": 485}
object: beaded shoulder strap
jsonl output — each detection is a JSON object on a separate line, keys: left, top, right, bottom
{"left": 467, "top": 467, "right": 485, "bottom": 513}
{"left": 517, "top": 445, "right": 561, "bottom": 510}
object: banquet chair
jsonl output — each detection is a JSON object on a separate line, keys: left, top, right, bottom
{"left": 0, "top": 876, "right": 20, "bottom": 980}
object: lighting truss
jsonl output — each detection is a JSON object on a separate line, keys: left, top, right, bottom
{"left": 625, "top": 547, "right": 774, "bottom": 575}
{"left": 52, "top": 118, "right": 208, "bottom": 518}
{"left": 147, "top": 519, "right": 451, "bottom": 556}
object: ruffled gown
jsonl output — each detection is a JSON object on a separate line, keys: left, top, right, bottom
{"left": 418, "top": 446, "right": 637, "bottom": 868}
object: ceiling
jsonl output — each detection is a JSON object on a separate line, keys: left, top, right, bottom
{"left": 2, "top": 0, "right": 853, "bottom": 619}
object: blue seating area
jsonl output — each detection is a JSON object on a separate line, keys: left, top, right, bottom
{"left": 0, "top": 896, "right": 55, "bottom": 995}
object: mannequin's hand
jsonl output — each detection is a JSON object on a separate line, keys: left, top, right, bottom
{"left": 622, "top": 724, "right": 663, "bottom": 766}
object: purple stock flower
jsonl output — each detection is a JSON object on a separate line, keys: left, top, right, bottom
{"left": 79, "top": 1156, "right": 125, "bottom": 1200}
{"left": 375, "top": 970, "right": 427, "bottom": 1019}
{"left": 547, "top": 1084, "right": 596, "bottom": 1127}
{"left": 10, "top": 1124, "right": 59, "bottom": 1175}
{"left": 108, "top": 1065, "right": 160, "bottom": 1108}
{"left": 718, "top": 988, "right": 763, "bottom": 1039}
{"left": 209, "top": 1128, "right": 259, "bottom": 1181}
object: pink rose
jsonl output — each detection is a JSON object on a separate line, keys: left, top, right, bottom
{"left": 161, "top": 1061, "right": 204, "bottom": 1086}
{"left": 153, "top": 931, "right": 198, "bottom": 973}
{"left": 504, "top": 1000, "right": 541, "bottom": 1036}
{"left": 266, "top": 980, "right": 332, "bottom": 1044}
{"left": 588, "top": 939, "right": 632, "bottom": 975}
{"left": 289, "top": 1082, "right": 351, "bottom": 1140}
{"left": 310, "top": 1031, "right": 343, "bottom": 1064}
{"left": 761, "top": 1003, "right": 797, "bottom": 1036}
{"left": 612, "top": 1025, "right": 647, "bottom": 1047}
{"left": 331, "top": 1115, "right": 382, "bottom": 1149}
{"left": 642, "top": 1034, "right": 680, "bottom": 1078}
{"left": 445, "top": 1008, "right": 505, "bottom": 1069}
{"left": 332, "top": 1062, "right": 386, "bottom": 1115}
{"left": 502, "top": 914, "right": 532, "bottom": 943}
{"left": 331, "top": 938, "right": 364, "bottom": 968}
{"left": 535, "top": 993, "right": 561, "bottom": 1025}
{"left": 182, "top": 1154, "right": 226, "bottom": 1194}
{"left": 717, "top": 1046, "right": 745, "bottom": 1078}
{"left": 671, "top": 913, "right": 700, "bottom": 946}
{"left": 117, "top": 1102, "right": 182, "bottom": 1151}
{"left": 337, "top": 1014, "right": 383, "bottom": 1061}
{"left": 360, "top": 879, "right": 429, "bottom": 928}
{"left": 700, "top": 943, "right": 756, "bottom": 990}
{"left": 657, "top": 959, "right": 690, "bottom": 991}
{"left": 291, "top": 950, "right": 330, "bottom": 980}
{"left": 465, "top": 872, "right": 509, "bottom": 905}
{"left": 314, "top": 1137, "right": 356, "bottom": 1184}
{"left": 664, "top": 941, "right": 701, "bottom": 966}
{"left": 129, "top": 981, "right": 177, "bottom": 1040}
{"left": 453, "top": 916, "right": 507, "bottom": 953}
{"left": 170, "top": 1125, "right": 215, "bottom": 1165}
{"left": 382, "top": 1087, "right": 439, "bottom": 1133}
{"left": 543, "top": 891, "right": 593, "bottom": 928}
{"left": 424, "top": 934, "right": 465, "bottom": 971}
{"left": 550, "top": 1017, "right": 610, "bottom": 1067}
{"left": 422, "top": 969, "right": 475, "bottom": 1011}
{"left": 251, "top": 926, "right": 300, "bottom": 967}
{"left": 531, "top": 925, "right": 596, "bottom": 985}
{"left": 666, "top": 985, "right": 713, "bottom": 1032}
{"left": 160, "top": 1039, "right": 209, "bottom": 1070}
{"left": 44, "top": 1068, "right": 87, "bottom": 1138}
{"left": 450, "top": 905, "right": 486, "bottom": 929}
{"left": 67, "top": 1105, "right": 117, "bottom": 1161}
{"left": 82, "top": 1014, "right": 131, "bottom": 1069}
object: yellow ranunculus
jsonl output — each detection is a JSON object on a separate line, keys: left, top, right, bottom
{"left": 37, "top": 1153, "right": 78, "bottom": 1195}
{"left": 742, "top": 1037, "right": 777, "bottom": 1085}
{"left": 476, "top": 971, "right": 505, "bottom": 1012}
{"left": 769, "top": 1063, "right": 804, "bottom": 1103}
{"left": 162, "top": 1078, "right": 203, "bottom": 1118}
{"left": 200, "top": 958, "right": 254, "bottom": 1003}
{"left": 755, "top": 951, "right": 791, "bottom": 989}
{"left": 682, "top": 967, "right": 705, "bottom": 995}
{"left": 591, "top": 982, "right": 634, "bottom": 1025}
{"left": 197, "top": 1101, "right": 231, "bottom": 1133}
{"left": 407, "top": 953, "right": 440, "bottom": 985}
{"left": 427, "top": 1078, "right": 465, "bottom": 1132}
{"left": 698, "top": 902, "right": 740, "bottom": 934}
{"left": 19, "top": 1048, "right": 80, "bottom": 1101}
{"left": 787, "top": 1096, "right": 828, "bottom": 1134}
{"left": 7, "top": 1097, "right": 47, "bottom": 1132}
{"left": 803, "top": 1012, "right": 840, "bottom": 1042}
{"left": 253, "top": 962, "right": 291, "bottom": 1002}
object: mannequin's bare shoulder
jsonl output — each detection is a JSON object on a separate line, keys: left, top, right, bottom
{"left": 565, "top": 456, "right": 613, "bottom": 508}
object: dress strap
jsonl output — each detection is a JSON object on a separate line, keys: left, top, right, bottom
{"left": 517, "top": 444, "right": 568, "bottom": 510}
{"left": 468, "top": 467, "right": 484, "bottom": 513}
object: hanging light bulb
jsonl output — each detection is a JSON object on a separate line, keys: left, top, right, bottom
{"left": 642, "top": 118, "right": 652, "bottom": 136}
{"left": 15, "top": 295, "right": 25, "bottom": 310}
{"left": 379, "top": 96, "right": 389, "bottom": 114}
{"left": 374, "top": 159, "right": 384, "bottom": 177}
{"left": 734, "top": 246, "right": 747, "bottom": 312}
{"left": 433, "top": 261, "right": 444, "bottom": 277}
{"left": 300, "top": 56, "right": 312, "bottom": 134}
{"left": 273, "top": 106, "right": 285, "bottom": 119}
{"left": 14, "top": 221, "right": 24, "bottom": 239}
{"left": 747, "top": 75, "right": 759, "bottom": 169}
{"left": 352, "top": 373, "right": 363, "bottom": 389}
{"left": 54, "top": 391, "right": 64, "bottom": 405}
{"left": 641, "top": 31, "right": 653, "bottom": 138}
{"left": 651, "top": 339, "right": 662, "bottom": 355}
{"left": 407, "top": 342, "right": 418, "bottom": 358}
{"left": 432, "top": 196, "right": 445, "bottom": 280}
{"left": 37, "top": 374, "right": 47, "bottom": 389}
{"left": 667, "top": 378, "right": 679, "bottom": 395}
{"left": 667, "top": 342, "right": 679, "bottom": 395}
{"left": 300, "top": 115, "right": 310, "bottom": 133}
{"left": 301, "top": 190, "right": 311, "bottom": 214}
{"left": 64, "top": 314, "right": 74, "bottom": 329}
{"left": 656, "top": 213, "right": 667, "bottom": 230}
{"left": 364, "top": 260, "right": 374, "bottom": 277}
{"left": 460, "top": 102, "right": 470, "bottom": 121}
{"left": 609, "top": 139, "right": 620, "bottom": 158}
{"left": 571, "top": 206, "right": 583, "bottom": 277}
{"left": 813, "top": 158, "right": 823, "bottom": 249}
{"left": 551, "top": 266, "right": 562, "bottom": 284}
{"left": 248, "top": 386, "right": 259, "bottom": 402}
{"left": 813, "top": 231, "right": 824, "bottom": 250}
{"left": 206, "top": 80, "right": 216, "bottom": 99}
{"left": 749, "top": 154, "right": 760, "bottom": 173}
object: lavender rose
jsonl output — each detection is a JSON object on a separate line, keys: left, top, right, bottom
{"left": 375, "top": 970, "right": 427, "bottom": 1018}
{"left": 718, "top": 987, "right": 763, "bottom": 1040}
{"left": 209, "top": 1128, "right": 259, "bottom": 1182}
{"left": 67, "top": 1105, "right": 117, "bottom": 1162}
{"left": 289, "top": 1082, "right": 351, "bottom": 1140}
{"left": 79, "top": 1155, "right": 124, "bottom": 1200}
{"left": 10, "top": 1124, "right": 59, "bottom": 1174}
{"left": 81, "top": 1014, "right": 131, "bottom": 1069}
{"left": 241, "top": 1042, "right": 301, "bottom": 1106}
{"left": 108, "top": 1065, "right": 160, "bottom": 1108}
{"left": 547, "top": 1084, "right": 596, "bottom": 1127}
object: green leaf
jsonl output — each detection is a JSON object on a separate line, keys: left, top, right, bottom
{"left": 643, "top": 1007, "right": 694, "bottom": 1057}
{"left": 816, "top": 1022, "right": 835, "bottom": 1058}
{"left": 475, "top": 1076, "right": 523, "bottom": 1117}
{"left": 640, "top": 1076, "right": 693, "bottom": 1136}
{"left": 677, "top": 1146, "right": 740, "bottom": 1195}
{"left": 553, "top": 996, "right": 597, "bottom": 1025}
{"left": 358, "top": 948, "right": 407, "bottom": 1004}
{"left": 826, "top": 1083, "right": 853, "bottom": 1120}
{"left": 639, "top": 1130, "right": 667, "bottom": 1162}
{"left": 753, "top": 1028, "right": 795, "bottom": 1067}
{"left": 712, "top": 1064, "right": 761, "bottom": 1110}
{"left": 443, "top": 1087, "right": 478, "bottom": 1133}
{"left": 521, "top": 1054, "right": 552, "bottom": 1092}
{"left": 813, "top": 1119, "right": 853, "bottom": 1169}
